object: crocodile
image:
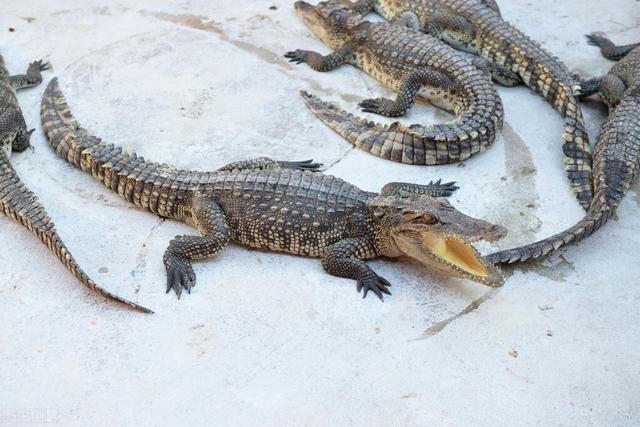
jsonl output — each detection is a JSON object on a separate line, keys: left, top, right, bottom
{"left": 346, "top": 0, "right": 594, "bottom": 208}
{"left": 0, "top": 55, "right": 151, "bottom": 313}
{"left": 285, "top": 1, "right": 503, "bottom": 165}
{"left": 487, "top": 34, "right": 640, "bottom": 264}
{"left": 42, "top": 78, "right": 507, "bottom": 300}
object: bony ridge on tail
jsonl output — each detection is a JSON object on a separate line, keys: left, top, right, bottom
{"left": 0, "top": 55, "right": 151, "bottom": 313}
{"left": 42, "top": 78, "right": 507, "bottom": 301}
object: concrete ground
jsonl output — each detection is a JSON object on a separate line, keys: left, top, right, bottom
{"left": 1, "top": 1, "right": 639, "bottom": 425}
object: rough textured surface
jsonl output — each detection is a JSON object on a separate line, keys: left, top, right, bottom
{"left": 1, "top": 1, "right": 639, "bottom": 426}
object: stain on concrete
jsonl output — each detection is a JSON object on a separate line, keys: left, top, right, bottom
{"left": 189, "top": 323, "right": 214, "bottom": 357}
{"left": 629, "top": 180, "right": 640, "bottom": 209}
{"left": 495, "top": 251, "right": 576, "bottom": 283}
{"left": 141, "top": 12, "right": 284, "bottom": 66}
{"left": 412, "top": 288, "right": 500, "bottom": 340}
{"left": 401, "top": 392, "right": 418, "bottom": 399}
{"left": 518, "top": 254, "right": 576, "bottom": 282}
{"left": 140, "top": 11, "right": 373, "bottom": 113}
{"left": 492, "top": 122, "right": 541, "bottom": 247}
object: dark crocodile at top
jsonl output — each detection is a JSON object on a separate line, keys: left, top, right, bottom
{"left": 0, "top": 55, "right": 150, "bottom": 313}
{"left": 42, "top": 78, "right": 508, "bottom": 300}
{"left": 488, "top": 34, "right": 640, "bottom": 264}
{"left": 285, "top": 1, "right": 503, "bottom": 165}
{"left": 348, "top": 0, "right": 594, "bottom": 208}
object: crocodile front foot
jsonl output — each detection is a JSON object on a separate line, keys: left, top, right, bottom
{"left": 284, "top": 49, "right": 313, "bottom": 65}
{"left": 357, "top": 271, "right": 392, "bottom": 300}
{"left": 29, "top": 59, "right": 50, "bottom": 74}
{"left": 163, "top": 253, "right": 197, "bottom": 298}
{"left": 358, "top": 97, "right": 406, "bottom": 117}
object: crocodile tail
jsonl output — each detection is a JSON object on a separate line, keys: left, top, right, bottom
{"left": 41, "top": 77, "right": 101, "bottom": 170}
{"left": 485, "top": 196, "right": 611, "bottom": 265}
{"left": 478, "top": 15, "right": 594, "bottom": 208}
{"left": 41, "top": 78, "right": 174, "bottom": 208}
{"left": 300, "top": 90, "right": 499, "bottom": 165}
{"left": 560, "top": 91, "right": 593, "bottom": 209}
{"left": 514, "top": 45, "right": 594, "bottom": 208}
{"left": 0, "top": 151, "right": 152, "bottom": 313}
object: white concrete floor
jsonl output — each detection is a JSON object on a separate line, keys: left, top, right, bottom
{"left": 1, "top": 1, "right": 639, "bottom": 426}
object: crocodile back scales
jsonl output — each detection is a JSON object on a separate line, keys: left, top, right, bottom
{"left": 305, "top": 21, "right": 503, "bottom": 165}
{"left": 41, "top": 78, "right": 373, "bottom": 257}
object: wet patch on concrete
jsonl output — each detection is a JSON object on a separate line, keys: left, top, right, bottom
{"left": 500, "top": 254, "right": 576, "bottom": 283}
{"left": 492, "top": 122, "right": 541, "bottom": 248}
{"left": 630, "top": 180, "right": 640, "bottom": 209}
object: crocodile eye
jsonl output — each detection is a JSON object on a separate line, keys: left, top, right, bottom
{"left": 423, "top": 214, "right": 438, "bottom": 224}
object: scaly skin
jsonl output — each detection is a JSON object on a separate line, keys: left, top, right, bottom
{"left": 488, "top": 35, "right": 640, "bottom": 264}
{"left": 350, "top": 0, "right": 594, "bottom": 208}
{"left": 0, "top": 55, "right": 151, "bottom": 313}
{"left": 42, "top": 78, "right": 508, "bottom": 300}
{"left": 286, "top": 2, "right": 503, "bottom": 165}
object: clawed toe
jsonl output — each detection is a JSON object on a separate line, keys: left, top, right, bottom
{"left": 284, "top": 50, "right": 307, "bottom": 64}
{"left": 358, "top": 98, "right": 381, "bottom": 112}
{"left": 31, "top": 59, "right": 50, "bottom": 71}
{"left": 164, "top": 254, "right": 196, "bottom": 299}
{"left": 586, "top": 34, "right": 604, "bottom": 46}
{"left": 358, "top": 98, "right": 402, "bottom": 116}
{"left": 427, "top": 179, "right": 459, "bottom": 196}
{"left": 295, "top": 159, "right": 323, "bottom": 171}
{"left": 357, "top": 273, "right": 392, "bottom": 301}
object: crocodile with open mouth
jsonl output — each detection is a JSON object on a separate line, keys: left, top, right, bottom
{"left": 41, "top": 78, "right": 507, "bottom": 300}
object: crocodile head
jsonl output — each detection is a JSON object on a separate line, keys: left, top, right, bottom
{"left": 294, "top": 1, "right": 366, "bottom": 49}
{"left": 368, "top": 195, "right": 506, "bottom": 287}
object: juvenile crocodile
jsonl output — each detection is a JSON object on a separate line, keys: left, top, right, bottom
{"left": 488, "top": 34, "right": 640, "bottom": 264}
{"left": 42, "top": 78, "right": 507, "bottom": 299}
{"left": 0, "top": 55, "right": 150, "bottom": 313}
{"left": 285, "top": 1, "right": 503, "bottom": 165}
{"left": 348, "top": 0, "right": 594, "bottom": 208}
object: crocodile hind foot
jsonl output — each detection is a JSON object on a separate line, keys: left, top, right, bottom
{"left": 359, "top": 97, "right": 406, "bottom": 117}
{"left": 587, "top": 34, "right": 640, "bottom": 61}
{"left": 381, "top": 180, "right": 459, "bottom": 198}
{"left": 216, "top": 157, "right": 322, "bottom": 172}
{"left": 10, "top": 59, "right": 50, "bottom": 90}
{"left": 164, "top": 252, "right": 197, "bottom": 298}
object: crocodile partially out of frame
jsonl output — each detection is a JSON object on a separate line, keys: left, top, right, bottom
{"left": 488, "top": 34, "right": 640, "bottom": 264}
{"left": 42, "top": 78, "right": 507, "bottom": 300}
{"left": 285, "top": 1, "right": 503, "bottom": 165}
{"left": 346, "top": 0, "right": 594, "bottom": 208}
{"left": 0, "top": 55, "right": 151, "bottom": 313}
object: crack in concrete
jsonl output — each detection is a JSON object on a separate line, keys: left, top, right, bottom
{"left": 129, "top": 218, "right": 166, "bottom": 292}
{"left": 411, "top": 288, "right": 500, "bottom": 341}
{"left": 323, "top": 145, "right": 356, "bottom": 172}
